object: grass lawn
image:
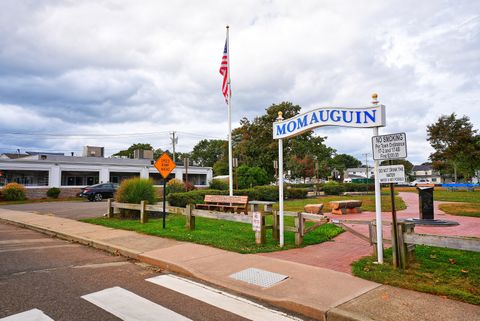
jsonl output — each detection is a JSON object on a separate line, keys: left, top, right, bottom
{"left": 82, "top": 214, "right": 343, "bottom": 254}
{"left": 393, "top": 187, "right": 480, "bottom": 203}
{"left": 439, "top": 203, "right": 480, "bottom": 218}
{"left": 352, "top": 246, "right": 480, "bottom": 305}
{"left": 0, "top": 197, "right": 84, "bottom": 205}
{"left": 282, "top": 195, "right": 406, "bottom": 212}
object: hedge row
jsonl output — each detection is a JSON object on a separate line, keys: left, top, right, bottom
{"left": 167, "top": 186, "right": 309, "bottom": 207}
{"left": 288, "top": 183, "right": 374, "bottom": 194}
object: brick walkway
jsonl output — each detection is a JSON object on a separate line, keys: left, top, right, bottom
{"left": 261, "top": 192, "right": 479, "bottom": 274}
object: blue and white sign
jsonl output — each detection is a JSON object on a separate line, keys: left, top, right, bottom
{"left": 273, "top": 105, "right": 386, "bottom": 139}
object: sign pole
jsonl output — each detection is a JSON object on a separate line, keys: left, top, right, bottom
{"left": 277, "top": 112, "right": 284, "bottom": 247}
{"left": 389, "top": 160, "right": 400, "bottom": 267}
{"left": 163, "top": 178, "right": 167, "bottom": 229}
{"left": 372, "top": 94, "right": 384, "bottom": 264}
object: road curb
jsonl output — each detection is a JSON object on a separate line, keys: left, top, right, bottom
{"left": 0, "top": 216, "right": 371, "bottom": 321}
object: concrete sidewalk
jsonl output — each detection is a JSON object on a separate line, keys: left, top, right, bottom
{"left": 1, "top": 208, "right": 479, "bottom": 321}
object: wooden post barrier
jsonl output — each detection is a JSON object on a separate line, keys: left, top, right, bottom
{"left": 397, "top": 221, "right": 415, "bottom": 269}
{"left": 185, "top": 204, "right": 195, "bottom": 230}
{"left": 294, "top": 213, "right": 304, "bottom": 246}
{"left": 107, "top": 199, "right": 113, "bottom": 218}
{"left": 272, "top": 211, "right": 279, "bottom": 241}
{"left": 140, "top": 200, "right": 147, "bottom": 224}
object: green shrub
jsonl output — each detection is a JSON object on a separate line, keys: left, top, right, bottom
{"left": 2, "top": 183, "right": 26, "bottom": 201}
{"left": 323, "top": 182, "right": 346, "bottom": 195}
{"left": 46, "top": 187, "right": 61, "bottom": 198}
{"left": 287, "top": 187, "right": 309, "bottom": 199}
{"left": 167, "top": 189, "right": 227, "bottom": 207}
{"left": 237, "top": 165, "right": 270, "bottom": 189}
{"left": 254, "top": 186, "right": 279, "bottom": 201}
{"left": 209, "top": 179, "right": 229, "bottom": 190}
{"left": 115, "top": 178, "right": 156, "bottom": 204}
{"left": 166, "top": 178, "right": 185, "bottom": 194}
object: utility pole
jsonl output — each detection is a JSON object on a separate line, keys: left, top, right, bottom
{"left": 362, "top": 153, "right": 371, "bottom": 180}
{"left": 170, "top": 132, "right": 178, "bottom": 162}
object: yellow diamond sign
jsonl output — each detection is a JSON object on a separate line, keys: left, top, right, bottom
{"left": 154, "top": 152, "right": 176, "bottom": 179}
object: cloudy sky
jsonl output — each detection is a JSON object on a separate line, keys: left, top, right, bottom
{"left": 1, "top": 0, "right": 479, "bottom": 165}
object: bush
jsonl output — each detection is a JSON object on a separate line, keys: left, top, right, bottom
{"left": 167, "top": 189, "right": 227, "bottom": 207}
{"left": 2, "top": 183, "right": 26, "bottom": 201}
{"left": 209, "top": 179, "right": 229, "bottom": 190}
{"left": 237, "top": 165, "right": 270, "bottom": 189}
{"left": 323, "top": 182, "right": 346, "bottom": 195}
{"left": 115, "top": 178, "right": 156, "bottom": 204}
{"left": 166, "top": 178, "right": 185, "bottom": 194}
{"left": 46, "top": 187, "right": 61, "bottom": 198}
{"left": 168, "top": 185, "right": 310, "bottom": 207}
{"left": 287, "top": 187, "right": 309, "bottom": 199}
{"left": 184, "top": 181, "right": 196, "bottom": 191}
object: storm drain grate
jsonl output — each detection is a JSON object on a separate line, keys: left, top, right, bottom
{"left": 229, "top": 268, "right": 288, "bottom": 288}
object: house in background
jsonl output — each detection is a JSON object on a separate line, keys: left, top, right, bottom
{"left": 0, "top": 146, "right": 213, "bottom": 199}
{"left": 411, "top": 164, "right": 443, "bottom": 184}
{"left": 343, "top": 167, "right": 374, "bottom": 182}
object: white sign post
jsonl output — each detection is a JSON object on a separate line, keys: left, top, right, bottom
{"left": 378, "top": 165, "right": 405, "bottom": 184}
{"left": 371, "top": 132, "right": 408, "bottom": 267}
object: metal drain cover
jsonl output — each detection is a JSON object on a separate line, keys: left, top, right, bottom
{"left": 229, "top": 268, "right": 288, "bottom": 288}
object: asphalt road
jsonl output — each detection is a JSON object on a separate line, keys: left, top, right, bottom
{"left": 0, "top": 223, "right": 305, "bottom": 321}
{"left": 0, "top": 201, "right": 106, "bottom": 219}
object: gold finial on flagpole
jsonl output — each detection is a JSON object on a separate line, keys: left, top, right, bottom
{"left": 372, "top": 93, "right": 379, "bottom": 105}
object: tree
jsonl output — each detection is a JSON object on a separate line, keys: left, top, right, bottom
{"left": 191, "top": 139, "right": 227, "bottom": 167}
{"left": 427, "top": 113, "right": 480, "bottom": 181}
{"left": 236, "top": 165, "right": 269, "bottom": 189}
{"left": 331, "top": 154, "right": 362, "bottom": 170}
{"left": 113, "top": 143, "right": 153, "bottom": 158}
{"left": 232, "top": 102, "right": 334, "bottom": 180}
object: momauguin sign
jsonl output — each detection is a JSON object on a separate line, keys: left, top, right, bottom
{"left": 273, "top": 105, "right": 386, "bottom": 139}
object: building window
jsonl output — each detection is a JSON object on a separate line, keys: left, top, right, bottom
{"left": 183, "top": 174, "right": 207, "bottom": 186}
{"left": 0, "top": 170, "right": 49, "bottom": 187}
{"left": 109, "top": 172, "right": 140, "bottom": 184}
{"left": 62, "top": 171, "right": 99, "bottom": 186}
{"left": 149, "top": 173, "right": 175, "bottom": 185}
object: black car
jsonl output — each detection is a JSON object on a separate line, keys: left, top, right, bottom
{"left": 79, "top": 183, "right": 118, "bottom": 202}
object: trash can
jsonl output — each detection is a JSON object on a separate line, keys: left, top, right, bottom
{"left": 417, "top": 186, "right": 434, "bottom": 219}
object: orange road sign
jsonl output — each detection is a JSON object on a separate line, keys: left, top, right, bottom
{"left": 154, "top": 152, "right": 176, "bottom": 179}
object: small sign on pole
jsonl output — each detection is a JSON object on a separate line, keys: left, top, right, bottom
{"left": 252, "top": 212, "right": 261, "bottom": 232}
{"left": 378, "top": 165, "right": 405, "bottom": 184}
{"left": 372, "top": 132, "right": 407, "bottom": 160}
{"left": 154, "top": 152, "right": 176, "bottom": 229}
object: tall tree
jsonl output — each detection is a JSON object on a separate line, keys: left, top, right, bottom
{"left": 427, "top": 113, "right": 480, "bottom": 181}
{"left": 232, "top": 102, "right": 334, "bottom": 179}
{"left": 113, "top": 143, "right": 153, "bottom": 158}
{"left": 191, "top": 139, "right": 226, "bottom": 167}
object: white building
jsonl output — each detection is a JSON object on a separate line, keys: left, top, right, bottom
{"left": 343, "top": 167, "right": 374, "bottom": 181}
{"left": 0, "top": 151, "right": 212, "bottom": 198}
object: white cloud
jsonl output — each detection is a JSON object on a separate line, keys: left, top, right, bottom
{"left": 0, "top": 0, "right": 479, "bottom": 165}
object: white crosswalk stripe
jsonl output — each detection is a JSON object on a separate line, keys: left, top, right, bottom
{"left": 82, "top": 286, "right": 193, "bottom": 321}
{"left": 147, "top": 274, "right": 302, "bottom": 321}
{"left": 0, "top": 308, "right": 54, "bottom": 321}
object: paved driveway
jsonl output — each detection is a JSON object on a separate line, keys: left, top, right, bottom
{"left": 0, "top": 201, "right": 106, "bottom": 219}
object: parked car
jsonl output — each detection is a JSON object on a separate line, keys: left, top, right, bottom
{"left": 79, "top": 183, "right": 118, "bottom": 201}
{"left": 409, "top": 179, "right": 429, "bottom": 187}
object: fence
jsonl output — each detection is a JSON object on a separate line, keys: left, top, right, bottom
{"left": 106, "top": 199, "right": 329, "bottom": 245}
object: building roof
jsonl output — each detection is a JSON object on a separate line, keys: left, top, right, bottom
{"left": 1, "top": 154, "right": 211, "bottom": 170}
{"left": 0, "top": 153, "right": 29, "bottom": 159}
{"left": 412, "top": 164, "right": 433, "bottom": 171}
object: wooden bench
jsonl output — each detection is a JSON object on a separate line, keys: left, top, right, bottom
{"left": 303, "top": 204, "right": 324, "bottom": 214}
{"left": 195, "top": 195, "right": 249, "bottom": 214}
{"left": 329, "top": 200, "right": 362, "bottom": 215}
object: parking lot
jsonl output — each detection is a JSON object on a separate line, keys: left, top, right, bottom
{"left": 0, "top": 200, "right": 106, "bottom": 220}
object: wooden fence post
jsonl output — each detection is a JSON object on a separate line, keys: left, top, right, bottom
{"left": 398, "top": 221, "right": 415, "bottom": 269}
{"left": 294, "top": 212, "right": 304, "bottom": 246}
{"left": 185, "top": 204, "right": 195, "bottom": 230}
{"left": 391, "top": 221, "right": 399, "bottom": 268}
{"left": 272, "top": 211, "right": 279, "bottom": 241}
{"left": 370, "top": 220, "right": 377, "bottom": 258}
{"left": 107, "top": 199, "right": 113, "bottom": 218}
{"left": 140, "top": 200, "right": 147, "bottom": 224}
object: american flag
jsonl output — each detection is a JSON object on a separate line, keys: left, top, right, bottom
{"left": 219, "top": 40, "right": 230, "bottom": 104}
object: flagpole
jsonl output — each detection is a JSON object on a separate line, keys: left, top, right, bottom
{"left": 227, "top": 25, "right": 233, "bottom": 196}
